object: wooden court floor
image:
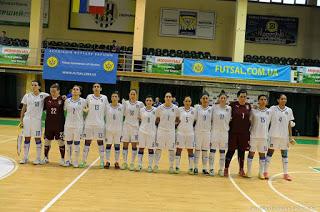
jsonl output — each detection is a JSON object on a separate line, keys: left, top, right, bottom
{"left": 0, "top": 124, "right": 319, "bottom": 212}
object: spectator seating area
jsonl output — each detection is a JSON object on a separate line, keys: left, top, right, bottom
{"left": 1, "top": 38, "right": 319, "bottom": 67}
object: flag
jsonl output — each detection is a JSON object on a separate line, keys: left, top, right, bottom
{"left": 72, "top": 0, "right": 80, "bottom": 13}
{"left": 72, "top": 0, "right": 88, "bottom": 13}
{"left": 89, "top": 0, "right": 105, "bottom": 15}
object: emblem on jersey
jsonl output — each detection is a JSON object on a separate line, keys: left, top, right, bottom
{"left": 101, "top": 99, "right": 103, "bottom": 102}
{"left": 103, "top": 60, "right": 115, "bottom": 72}
{"left": 152, "top": 111, "right": 155, "bottom": 115}
{"left": 246, "top": 105, "right": 249, "bottom": 110}
{"left": 136, "top": 105, "right": 139, "bottom": 109}
{"left": 58, "top": 100, "right": 62, "bottom": 105}
{"left": 40, "top": 95, "right": 43, "bottom": 98}
{"left": 191, "top": 111, "right": 194, "bottom": 115}
{"left": 226, "top": 108, "right": 229, "bottom": 112}
{"left": 285, "top": 111, "right": 288, "bottom": 115}
{"left": 78, "top": 102, "right": 81, "bottom": 105}
{"left": 118, "top": 108, "right": 121, "bottom": 111}
{"left": 172, "top": 109, "right": 174, "bottom": 112}
{"left": 192, "top": 62, "right": 204, "bottom": 73}
{"left": 47, "top": 56, "right": 59, "bottom": 68}
{"left": 266, "top": 111, "right": 269, "bottom": 115}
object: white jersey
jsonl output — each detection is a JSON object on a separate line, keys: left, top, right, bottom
{"left": 250, "top": 108, "right": 271, "bottom": 139}
{"left": 105, "top": 103, "right": 124, "bottom": 132}
{"left": 21, "top": 92, "right": 49, "bottom": 120}
{"left": 177, "top": 107, "right": 196, "bottom": 135}
{"left": 195, "top": 106, "right": 212, "bottom": 132}
{"left": 123, "top": 100, "right": 144, "bottom": 127}
{"left": 269, "top": 106, "right": 294, "bottom": 139}
{"left": 64, "top": 97, "right": 86, "bottom": 128}
{"left": 139, "top": 106, "right": 157, "bottom": 134}
{"left": 156, "top": 104, "right": 179, "bottom": 131}
{"left": 85, "top": 94, "right": 108, "bottom": 126}
{"left": 211, "top": 104, "right": 232, "bottom": 137}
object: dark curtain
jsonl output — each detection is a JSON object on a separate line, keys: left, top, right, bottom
{"left": 269, "top": 92, "right": 320, "bottom": 137}
{"left": 139, "top": 82, "right": 203, "bottom": 106}
{"left": 0, "top": 74, "right": 17, "bottom": 116}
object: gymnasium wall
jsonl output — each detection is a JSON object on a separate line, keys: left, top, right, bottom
{"left": 0, "top": 0, "right": 319, "bottom": 58}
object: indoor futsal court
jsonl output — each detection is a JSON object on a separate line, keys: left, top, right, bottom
{"left": 0, "top": 122, "right": 319, "bottom": 211}
{"left": 0, "top": 0, "right": 320, "bottom": 211}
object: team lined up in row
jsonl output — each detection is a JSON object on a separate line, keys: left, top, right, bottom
{"left": 19, "top": 81, "right": 295, "bottom": 180}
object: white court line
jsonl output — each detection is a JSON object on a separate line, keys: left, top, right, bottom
{"left": 228, "top": 157, "right": 266, "bottom": 212}
{"left": 268, "top": 172, "right": 319, "bottom": 212}
{"left": 297, "top": 154, "right": 320, "bottom": 163}
{"left": 0, "top": 155, "right": 18, "bottom": 180}
{"left": 0, "top": 137, "right": 16, "bottom": 144}
{"left": 309, "top": 167, "right": 320, "bottom": 173}
{"left": 40, "top": 157, "right": 99, "bottom": 212}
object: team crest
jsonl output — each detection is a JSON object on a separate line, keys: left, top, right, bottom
{"left": 118, "top": 108, "right": 121, "bottom": 111}
{"left": 58, "top": 100, "right": 62, "bottom": 105}
{"left": 172, "top": 109, "right": 174, "bottom": 112}
{"left": 152, "top": 111, "right": 155, "bottom": 115}
{"left": 246, "top": 105, "right": 249, "bottom": 110}
{"left": 285, "top": 111, "right": 288, "bottom": 115}
{"left": 226, "top": 108, "right": 229, "bottom": 112}
{"left": 266, "top": 111, "right": 269, "bottom": 115}
{"left": 191, "top": 111, "right": 194, "bottom": 115}
{"left": 40, "top": 95, "right": 43, "bottom": 98}
{"left": 136, "top": 105, "right": 139, "bottom": 109}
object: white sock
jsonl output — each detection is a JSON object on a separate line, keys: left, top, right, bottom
{"left": 105, "top": 148, "right": 111, "bottom": 162}
{"left": 282, "top": 157, "right": 288, "bottom": 174}
{"left": 209, "top": 150, "right": 216, "bottom": 170}
{"left": 202, "top": 150, "right": 208, "bottom": 170}
{"left": 122, "top": 149, "right": 128, "bottom": 163}
{"left": 138, "top": 153, "right": 143, "bottom": 166}
{"left": 82, "top": 145, "right": 90, "bottom": 162}
{"left": 194, "top": 150, "right": 201, "bottom": 169}
{"left": 219, "top": 152, "right": 225, "bottom": 171}
{"left": 36, "top": 141, "right": 42, "bottom": 160}
{"left": 98, "top": 144, "right": 104, "bottom": 162}
{"left": 247, "top": 157, "right": 253, "bottom": 174}
{"left": 67, "top": 142, "right": 72, "bottom": 162}
{"left": 148, "top": 152, "right": 154, "bottom": 167}
{"left": 188, "top": 155, "right": 194, "bottom": 169}
{"left": 131, "top": 149, "right": 137, "bottom": 164}
{"left": 265, "top": 155, "right": 272, "bottom": 173}
{"left": 175, "top": 155, "right": 181, "bottom": 168}
{"left": 169, "top": 150, "right": 175, "bottom": 168}
{"left": 74, "top": 143, "right": 80, "bottom": 164}
{"left": 23, "top": 141, "right": 30, "bottom": 161}
{"left": 154, "top": 149, "right": 162, "bottom": 166}
{"left": 259, "top": 158, "right": 265, "bottom": 174}
{"left": 115, "top": 149, "right": 120, "bottom": 163}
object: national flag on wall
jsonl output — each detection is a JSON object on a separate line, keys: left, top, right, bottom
{"left": 72, "top": 0, "right": 88, "bottom": 13}
{"left": 88, "top": 0, "right": 105, "bottom": 15}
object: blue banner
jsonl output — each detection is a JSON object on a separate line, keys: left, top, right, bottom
{"left": 183, "top": 59, "right": 291, "bottom": 82}
{"left": 43, "top": 49, "right": 118, "bottom": 84}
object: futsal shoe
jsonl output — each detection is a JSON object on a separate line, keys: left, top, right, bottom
{"left": 239, "top": 169, "right": 246, "bottom": 177}
{"left": 169, "top": 167, "right": 175, "bottom": 174}
{"left": 283, "top": 174, "right": 292, "bottom": 181}
{"left": 73, "top": 161, "right": 79, "bottom": 168}
{"left": 209, "top": 169, "right": 215, "bottom": 176}
{"left": 121, "top": 162, "right": 128, "bottom": 170}
{"left": 263, "top": 172, "right": 269, "bottom": 180}
{"left": 104, "top": 161, "right": 110, "bottom": 169}
{"left": 129, "top": 163, "right": 135, "bottom": 171}
{"left": 59, "top": 158, "right": 65, "bottom": 166}
{"left": 188, "top": 168, "right": 194, "bottom": 175}
{"left": 245, "top": 171, "right": 252, "bottom": 178}
{"left": 33, "top": 158, "right": 42, "bottom": 165}
{"left": 41, "top": 157, "right": 49, "bottom": 165}
{"left": 64, "top": 160, "right": 71, "bottom": 167}
{"left": 218, "top": 169, "right": 224, "bottom": 177}
{"left": 193, "top": 168, "right": 199, "bottom": 175}
{"left": 153, "top": 165, "right": 159, "bottom": 173}
{"left": 202, "top": 169, "right": 209, "bottom": 175}
{"left": 99, "top": 160, "right": 104, "bottom": 169}
{"left": 19, "top": 158, "right": 28, "bottom": 164}
{"left": 136, "top": 165, "right": 142, "bottom": 172}
{"left": 114, "top": 162, "right": 120, "bottom": 169}
{"left": 258, "top": 173, "right": 265, "bottom": 180}
{"left": 147, "top": 166, "right": 153, "bottom": 173}
{"left": 224, "top": 168, "right": 229, "bottom": 177}
{"left": 174, "top": 167, "right": 180, "bottom": 174}
{"left": 79, "top": 161, "right": 86, "bottom": 168}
